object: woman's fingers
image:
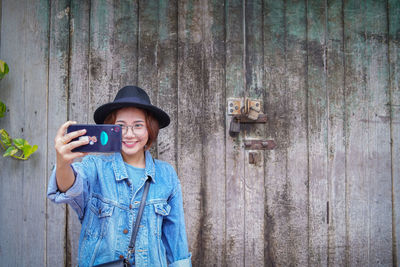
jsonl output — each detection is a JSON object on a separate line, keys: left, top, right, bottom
{"left": 55, "top": 121, "right": 76, "bottom": 140}
{"left": 55, "top": 121, "right": 89, "bottom": 165}
{"left": 61, "top": 129, "right": 87, "bottom": 145}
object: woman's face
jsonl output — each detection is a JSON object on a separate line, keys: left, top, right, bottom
{"left": 114, "top": 107, "right": 149, "bottom": 159}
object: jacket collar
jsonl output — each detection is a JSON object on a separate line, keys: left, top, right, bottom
{"left": 112, "top": 151, "right": 156, "bottom": 183}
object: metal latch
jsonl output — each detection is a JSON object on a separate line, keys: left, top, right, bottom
{"left": 228, "top": 97, "right": 267, "bottom": 137}
{"left": 244, "top": 140, "right": 276, "bottom": 150}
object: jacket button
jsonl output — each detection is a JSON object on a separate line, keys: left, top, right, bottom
{"left": 123, "top": 229, "right": 129, "bottom": 234}
{"left": 119, "top": 255, "right": 124, "bottom": 259}
{"left": 129, "top": 204, "right": 132, "bottom": 209}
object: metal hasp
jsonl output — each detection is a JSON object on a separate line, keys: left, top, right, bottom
{"left": 228, "top": 97, "right": 270, "bottom": 136}
{"left": 244, "top": 140, "right": 276, "bottom": 150}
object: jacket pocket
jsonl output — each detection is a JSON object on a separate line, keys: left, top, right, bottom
{"left": 85, "top": 196, "right": 114, "bottom": 237}
{"left": 154, "top": 202, "right": 171, "bottom": 216}
{"left": 90, "top": 196, "right": 115, "bottom": 218}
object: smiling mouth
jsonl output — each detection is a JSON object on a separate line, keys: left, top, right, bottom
{"left": 123, "top": 141, "right": 138, "bottom": 148}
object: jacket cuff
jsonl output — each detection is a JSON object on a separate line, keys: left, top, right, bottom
{"left": 47, "top": 164, "right": 84, "bottom": 218}
{"left": 169, "top": 254, "right": 192, "bottom": 267}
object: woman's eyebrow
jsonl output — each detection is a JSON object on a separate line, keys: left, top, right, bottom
{"left": 116, "top": 119, "right": 145, "bottom": 123}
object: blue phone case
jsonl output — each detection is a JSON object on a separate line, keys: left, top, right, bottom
{"left": 67, "top": 124, "right": 122, "bottom": 153}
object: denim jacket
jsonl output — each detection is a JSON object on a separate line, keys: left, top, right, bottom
{"left": 47, "top": 151, "right": 191, "bottom": 267}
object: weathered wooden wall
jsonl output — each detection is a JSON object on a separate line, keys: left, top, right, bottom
{"left": 0, "top": 0, "right": 398, "bottom": 266}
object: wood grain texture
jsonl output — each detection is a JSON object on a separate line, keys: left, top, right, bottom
{"left": 263, "top": 1, "right": 289, "bottom": 265}
{"left": 0, "top": 0, "right": 27, "bottom": 265}
{"left": 389, "top": 0, "right": 400, "bottom": 265}
{"left": 201, "top": 0, "right": 226, "bottom": 265}
{"left": 279, "top": 0, "right": 309, "bottom": 265}
{"left": 364, "top": 0, "right": 392, "bottom": 265}
{"left": 244, "top": 0, "right": 265, "bottom": 266}
{"left": 344, "top": 1, "right": 369, "bottom": 264}
{"left": 67, "top": 1, "right": 91, "bottom": 266}
{"left": 225, "top": 0, "right": 246, "bottom": 266}
{"left": 344, "top": 0, "right": 392, "bottom": 265}
{"left": 326, "top": 0, "right": 347, "bottom": 265}
{"left": 47, "top": 0, "right": 70, "bottom": 266}
{"left": 177, "top": 1, "right": 203, "bottom": 265}
{"left": 307, "top": 0, "right": 328, "bottom": 265}
{"left": 156, "top": 0, "right": 178, "bottom": 167}
{"left": 0, "top": 0, "right": 50, "bottom": 266}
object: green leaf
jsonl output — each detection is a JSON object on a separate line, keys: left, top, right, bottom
{"left": 23, "top": 144, "right": 38, "bottom": 159}
{"left": 0, "top": 129, "right": 12, "bottom": 147}
{"left": 3, "top": 146, "right": 18, "bottom": 157}
{"left": 0, "top": 60, "right": 9, "bottom": 80}
{"left": 13, "top": 138, "right": 28, "bottom": 150}
{"left": 0, "top": 101, "right": 6, "bottom": 118}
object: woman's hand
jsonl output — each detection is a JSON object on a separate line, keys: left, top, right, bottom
{"left": 54, "top": 121, "right": 89, "bottom": 192}
{"left": 55, "top": 121, "right": 89, "bottom": 167}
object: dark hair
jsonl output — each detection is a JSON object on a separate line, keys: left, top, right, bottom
{"left": 103, "top": 108, "right": 159, "bottom": 150}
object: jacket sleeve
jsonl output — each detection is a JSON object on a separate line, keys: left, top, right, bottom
{"left": 161, "top": 173, "right": 192, "bottom": 267}
{"left": 47, "top": 159, "right": 91, "bottom": 222}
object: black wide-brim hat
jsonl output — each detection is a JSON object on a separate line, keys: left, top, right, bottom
{"left": 94, "top": 85, "right": 170, "bottom": 128}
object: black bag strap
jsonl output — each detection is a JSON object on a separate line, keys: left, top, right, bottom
{"left": 127, "top": 177, "right": 151, "bottom": 261}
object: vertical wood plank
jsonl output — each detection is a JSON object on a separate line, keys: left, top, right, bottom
{"left": 344, "top": 1, "right": 393, "bottom": 265}
{"left": 201, "top": 0, "right": 226, "bottom": 265}
{"left": 89, "top": 0, "right": 138, "bottom": 118}
{"left": 156, "top": 0, "right": 178, "bottom": 167}
{"left": 47, "top": 0, "right": 70, "bottom": 266}
{"left": 389, "top": 0, "right": 400, "bottom": 265}
{"left": 244, "top": 0, "right": 265, "bottom": 266}
{"left": 225, "top": 0, "right": 245, "bottom": 265}
{"left": 67, "top": 0, "right": 91, "bottom": 266}
{"left": 20, "top": 0, "right": 50, "bottom": 266}
{"left": 275, "top": 0, "right": 309, "bottom": 265}
{"left": 138, "top": 0, "right": 159, "bottom": 157}
{"left": 364, "top": 0, "right": 392, "bottom": 264}
{"left": 326, "top": 0, "right": 347, "bottom": 265}
{"left": 263, "top": 1, "right": 288, "bottom": 265}
{"left": 306, "top": 0, "right": 328, "bottom": 265}
{"left": 343, "top": 0, "right": 367, "bottom": 264}
{"left": 0, "top": 0, "right": 28, "bottom": 265}
{"left": 177, "top": 0, "right": 203, "bottom": 264}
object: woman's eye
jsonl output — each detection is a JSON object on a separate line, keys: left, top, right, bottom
{"left": 135, "top": 124, "right": 144, "bottom": 128}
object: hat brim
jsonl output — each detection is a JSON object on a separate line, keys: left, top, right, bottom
{"left": 94, "top": 101, "right": 170, "bottom": 129}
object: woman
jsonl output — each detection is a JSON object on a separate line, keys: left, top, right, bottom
{"left": 47, "top": 86, "right": 192, "bottom": 267}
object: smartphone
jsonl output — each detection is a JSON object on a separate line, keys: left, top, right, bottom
{"left": 67, "top": 124, "right": 122, "bottom": 153}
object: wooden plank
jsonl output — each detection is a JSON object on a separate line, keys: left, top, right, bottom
{"left": 18, "top": 0, "right": 50, "bottom": 266}
{"left": 343, "top": 1, "right": 370, "bottom": 264}
{"left": 343, "top": 0, "right": 392, "bottom": 265}
{"left": 156, "top": 0, "right": 179, "bottom": 167}
{"left": 225, "top": 0, "right": 245, "bottom": 265}
{"left": 0, "top": 0, "right": 27, "bottom": 265}
{"left": 389, "top": 0, "right": 400, "bottom": 265}
{"left": 267, "top": 0, "right": 309, "bottom": 265}
{"left": 243, "top": 0, "right": 264, "bottom": 266}
{"left": 363, "top": 0, "right": 392, "bottom": 264}
{"left": 88, "top": 0, "right": 138, "bottom": 118}
{"left": 67, "top": 1, "right": 91, "bottom": 266}
{"left": 177, "top": 0, "right": 203, "bottom": 264}
{"left": 138, "top": 0, "right": 159, "bottom": 157}
{"left": 326, "top": 0, "right": 347, "bottom": 265}
{"left": 263, "top": 1, "right": 289, "bottom": 265}
{"left": 306, "top": 0, "right": 328, "bottom": 265}
{"left": 46, "top": 0, "right": 70, "bottom": 266}
{"left": 201, "top": 0, "right": 226, "bottom": 265}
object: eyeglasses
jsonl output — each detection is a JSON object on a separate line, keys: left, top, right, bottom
{"left": 117, "top": 123, "right": 147, "bottom": 135}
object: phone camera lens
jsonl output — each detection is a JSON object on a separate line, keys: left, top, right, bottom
{"left": 114, "top": 126, "right": 120, "bottom": 132}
